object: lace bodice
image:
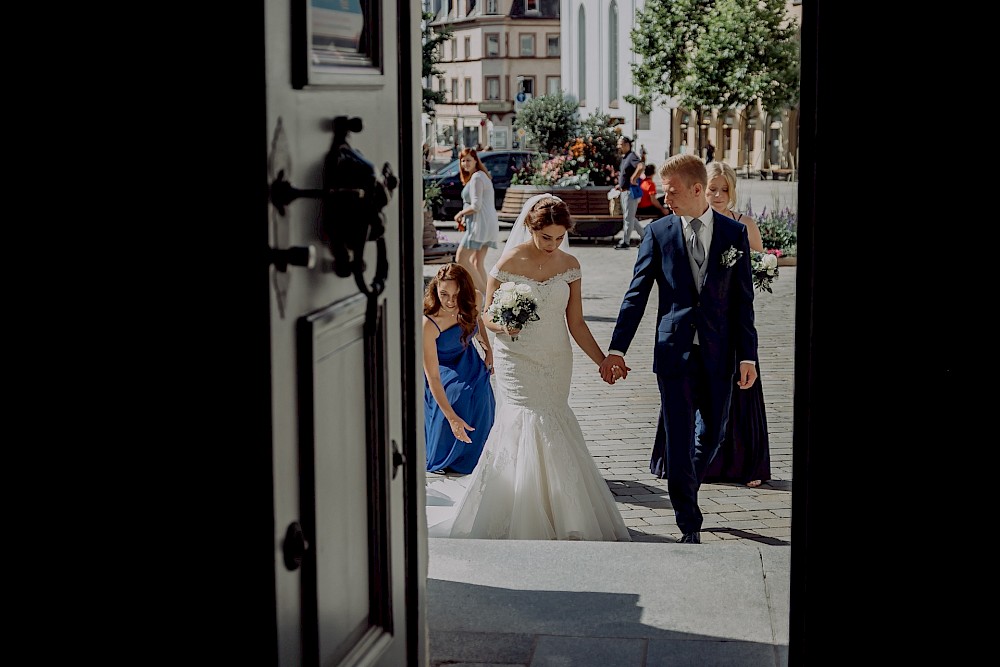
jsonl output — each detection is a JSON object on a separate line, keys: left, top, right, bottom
{"left": 488, "top": 267, "right": 581, "bottom": 410}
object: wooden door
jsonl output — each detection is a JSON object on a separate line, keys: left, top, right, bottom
{"left": 263, "top": 2, "right": 425, "bottom": 665}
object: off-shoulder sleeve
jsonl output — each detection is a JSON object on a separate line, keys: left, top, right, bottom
{"left": 563, "top": 267, "right": 582, "bottom": 284}
{"left": 489, "top": 266, "right": 509, "bottom": 281}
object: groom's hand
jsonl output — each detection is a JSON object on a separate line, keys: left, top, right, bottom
{"left": 736, "top": 361, "right": 758, "bottom": 390}
{"left": 600, "top": 354, "right": 630, "bottom": 384}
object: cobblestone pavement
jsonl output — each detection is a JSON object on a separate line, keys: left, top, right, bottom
{"left": 425, "top": 179, "right": 796, "bottom": 546}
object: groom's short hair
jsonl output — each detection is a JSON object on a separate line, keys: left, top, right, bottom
{"left": 660, "top": 154, "right": 708, "bottom": 188}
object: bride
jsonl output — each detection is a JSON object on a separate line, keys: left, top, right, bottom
{"left": 437, "top": 194, "right": 631, "bottom": 541}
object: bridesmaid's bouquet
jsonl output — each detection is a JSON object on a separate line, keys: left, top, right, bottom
{"left": 750, "top": 250, "right": 780, "bottom": 293}
{"left": 486, "top": 282, "right": 540, "bottom": 341}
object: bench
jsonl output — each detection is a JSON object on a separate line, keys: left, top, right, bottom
{"left": 498, "top": 187, "right": 661, "bottom": 240}
{"left": 759, "top": 167, "right": 795, "bottom": 181}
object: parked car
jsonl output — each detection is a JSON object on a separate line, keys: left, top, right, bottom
{"left": 422, "top": 150, "right": 546, "bottom": 221}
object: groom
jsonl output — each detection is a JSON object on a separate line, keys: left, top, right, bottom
{"left": 599, "top": 154, "right": 758, "bottom": 544}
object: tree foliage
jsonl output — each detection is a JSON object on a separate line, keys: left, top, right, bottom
{"left": 422, "top": 11, "right": 452, "bottom": 114}
{"left": 628, "top": 0, "right": 799, "bottom": 116}
{"left": 511, "top": 92, "right": 582, "bottom": 154}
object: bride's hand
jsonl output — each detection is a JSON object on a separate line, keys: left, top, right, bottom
{"left": 505, "top": 325, "right": 521, "bottom": 338}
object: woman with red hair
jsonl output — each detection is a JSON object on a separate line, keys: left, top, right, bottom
{"left": 452, "top": 148, "right": 499, "bottom": 294}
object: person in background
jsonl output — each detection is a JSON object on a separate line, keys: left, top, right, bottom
{"left": 423, "top": 263, "right": 496, "bottom": 475}
{"left": 702, "top": 160, "right": 769, "bottom": 487}
{"left": 613, "top": 136, "right": 645, "bottom": 250}
{"left": 422, "top": 142, "right": 431, "bottom": 172}
{"left": 453, "top": 148, "right": 500, "bottom": 294}
{"left": 705, "top": 139, "right": 716, "bottom": 163}
{"left": 636, "top": 163, "right": 671, "bottom": 219}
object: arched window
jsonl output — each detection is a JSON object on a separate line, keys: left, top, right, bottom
{"left": 608, "top": 1, "right": 618, "bottom": 105}
{"left": 578, "top": 6, "right": 586, "bottom": 104}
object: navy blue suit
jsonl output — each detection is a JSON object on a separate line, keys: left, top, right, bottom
{"left": 610, "top": 210, "right": 758, "bottom": 534}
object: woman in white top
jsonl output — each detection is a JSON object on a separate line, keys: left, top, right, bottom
{"left": 452, "top": 148, "right": 499, "bottom": 294}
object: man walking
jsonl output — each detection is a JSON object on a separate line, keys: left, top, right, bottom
{"left": 613, "top": 136, "right": 644, "bottom": 249}
{"left": 599, "top": 154, "right": 758, "bottom": 544}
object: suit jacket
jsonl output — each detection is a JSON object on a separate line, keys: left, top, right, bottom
{"left": 610, "top": 211, "right": 758, "bottom": 378}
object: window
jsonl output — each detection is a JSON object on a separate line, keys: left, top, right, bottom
{"left": 546, "top": 34, "right": 560, "bottom": 57}
{"left": 577, "top": 7, "right": 586, "bottom": 104}
{"left": 450, "top": 38, "right": 457, "bottom": 61}
{"left": 486, "top": 76, "right": 500, "bottom": 100}
{"left": 519, "top": 34, "right": 535, "bottom": 57}
{"left": 486, "top": 0, "right": 498, "bottom": 13}
{"left": 526, "top": 0, "right": 538, "bottom": 11}
{"left": 518, "top": 77, "right": 534, "bottom": 95}
{"left": 464, "top": 78, "right": 472, "bottom": 101}
{"left": 451, "top": 78, "right": 458, "bottom": 102}
{"left": 608, "top": 2, "right": 618, "bottom": 105}
{"left": 636, "top": 108, "right": 650, "bottom": 131}
{"left": 485, "top": 33, "right": 500, "bottom": 57}
{"left": 438, "top": 77, "right": 446, "bottom": 93}
{"left": 464, "top": 37, "right": 471, "bottom": 60}
{"left": 546, "top": 76, "right": 561, "bottom": 96}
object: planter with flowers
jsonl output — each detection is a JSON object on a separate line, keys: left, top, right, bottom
{"left": 501, "top": 123, "right": 623, "bottom": 231}
{"left": 748, "top": 203, "right": 797, "bottom": 266}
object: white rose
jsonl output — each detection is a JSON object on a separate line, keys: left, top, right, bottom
{"left": 514, "top": 283, "right": 533, "bottom": 295}
{"left": 762, "top": 253, "right": 778, "bottom": 269}
{"left": 499, "top": 282, "right": 516, "bottom": 292}
{"left": 498, "top": 292, "right": 518, "bottom": 308}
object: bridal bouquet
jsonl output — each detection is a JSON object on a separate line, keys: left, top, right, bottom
{"left": 750, "top": 250, "right": 780, "bottom": 293}
{"left": 486, "top": 282, "right": 540, "bottom": 341}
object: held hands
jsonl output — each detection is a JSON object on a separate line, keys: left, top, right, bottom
{"left": 599, "top": 354, "right": 631, "bottom": 385}
{"left": 484, "top": 349, "right": 494, "bottom": 375}
{"left": 448, "top": 415, "right": 475, "bottom": 443}
{"left": 736, "top": 361, "right": 758, "bottom": 390}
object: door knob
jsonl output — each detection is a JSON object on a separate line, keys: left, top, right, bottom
{"left": 269, "top": 245, "right": 317, "bottom": 272}
{"left": 391, "top": 440, "right": 406, "bottom": 479}
{"left": 282, "top": 521, "right": 309, "bottom": 571}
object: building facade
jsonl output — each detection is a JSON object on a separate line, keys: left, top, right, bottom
{"left": 425, "top": 0, "right": 561, "bottom": 159}
{"left": 560, "top": 0, "right": 802, "bottom": 175}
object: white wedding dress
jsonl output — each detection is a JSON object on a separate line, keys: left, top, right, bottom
{"left": 434, "top": 265, "right": 631, "bottom": 541}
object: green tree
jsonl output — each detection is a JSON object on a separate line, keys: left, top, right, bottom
{"left": 628, "top": 0, "right": 799, "bottom": 116}
{"left": 422, "top": 11, "right": 452, "bottom": 114}
{"left": 512, "top": 92, "right": 581, "bottom": 154}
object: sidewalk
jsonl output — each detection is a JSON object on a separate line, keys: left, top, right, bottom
{"left": 423, "top": 229, "right": 796, "bottom": 665}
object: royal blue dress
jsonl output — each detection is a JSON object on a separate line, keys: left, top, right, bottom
{"left": 424, "top": 318, "right": 496, "bottom": 474}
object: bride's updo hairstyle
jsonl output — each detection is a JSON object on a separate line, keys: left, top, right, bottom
{"left": 524, "top": 196, "right": 575, "bottom": 234}
{"left": 423, "top": 262, "right": 480, "bottom": 347}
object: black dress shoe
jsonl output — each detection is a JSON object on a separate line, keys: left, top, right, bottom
{"left": 613, "top": 242, "right": 630, "bottom": 250}
{"left": 678, "top": 532, "right": 701, "bottom": 544}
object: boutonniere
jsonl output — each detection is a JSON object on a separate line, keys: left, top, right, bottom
{"left": 720, "top": 246, "right": 743, "bottom": 268}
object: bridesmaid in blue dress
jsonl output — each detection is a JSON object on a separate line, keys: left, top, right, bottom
{"left": 423, "top": 263, "right": 496, "bottom": 474}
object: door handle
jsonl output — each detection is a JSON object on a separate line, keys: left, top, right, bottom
{"left": 391, "top": 440, "right": 406, "bottom": 479}
{"left": 268, "top": 245, "right": 317, "bottom": 272}
{"left": 282, "top": 521, "right": 309, "bottom": 571}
